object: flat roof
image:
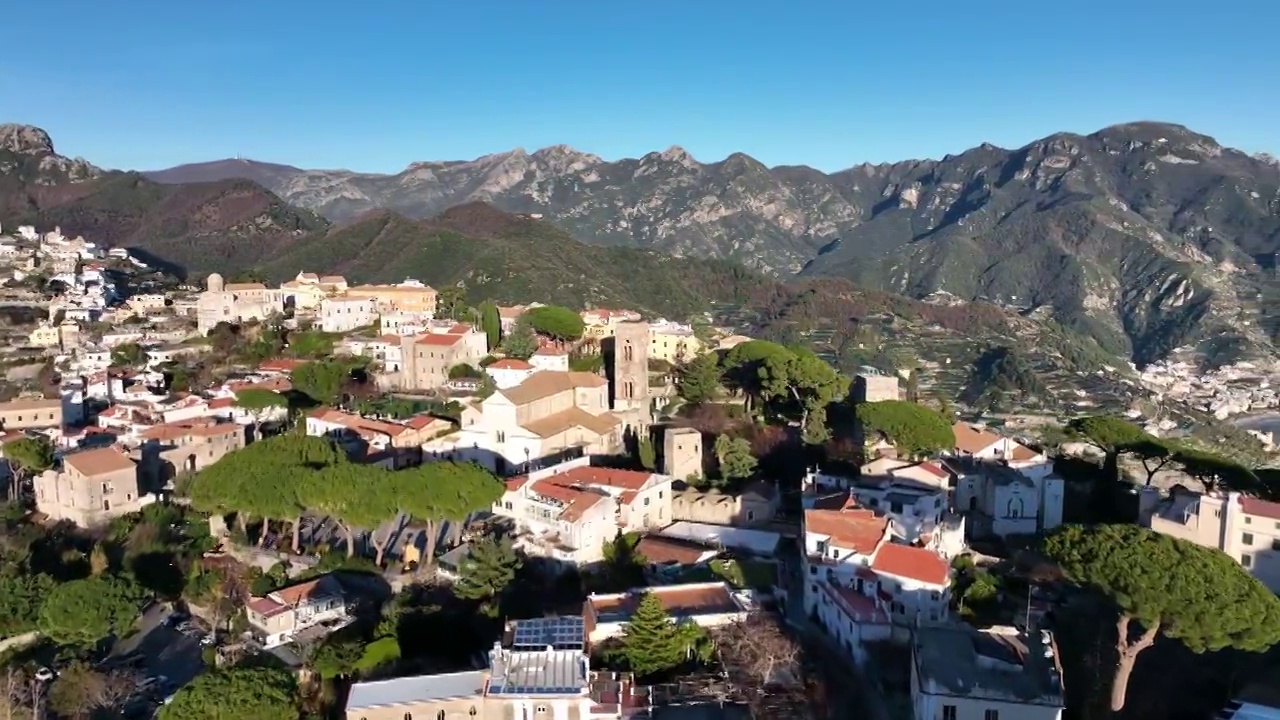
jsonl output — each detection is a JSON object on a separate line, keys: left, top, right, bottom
{"left": 914, "top": 624, "right": 1064, "bottom": 707}
{"left": 347, "top": 670, "right": 487, "bottom": 710}
{"left": 488, "top": 648, "right": 587, "bottom": 696}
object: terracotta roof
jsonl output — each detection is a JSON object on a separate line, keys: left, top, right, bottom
{"left": 228, "top": 378, "right": 293, "bottom": 393}
{"left": 402, "top": 414, "right": 451, "bottom": 431}
{"left": 1240, "top": 496, "right": 1280, "bottom": 521}
{"left": 557, "top": 465, "right": 653, "bottom": 491}
{"left": 916, "top": 461, "right": 949, "bottom": 479}
{"left": 141, "top": 420, "right": 240, "bottom": 442}
{"left": 416, "top": 333, "right": 463, "bottom": 347}
{"left": 64, "top": 446, "right": 136, "bottom": 477}
{"left": 803, "top": 507, "right": 888, "bottom": 555}
{"left": 499, "top": 371, "right": 608, "bottom": 405}
{"left": 375, "top": 334, "right": 403, "bottom": 344}
{"left": 824, "top": 583, "right": 889, "bottom": 623}
{"left": 447, "top": 323, "right": 472, "bottom": 334}
{"left": 952, "top": 422, "right": 1002, "bottom": 454}
{"left": 308, "top": 408, "right": 409, "bottom": 438}
{"left": 224, "top": 282, "right": 267, "bottom": 291}
{"left": 497, "top": 305, "right": 526, "bottom": 319}
{"left": 589, "top": 583, "right": 739, "bottom": 619}
{"left": 528, "top": 479, "right": 606, "bottom": 521}
{"left": 1007, "top": 443, "right": 1041, "bottom": 462}
{"left": 259, "top": 357, "right": 301, "bottom": 373}
{"left": 634, "top": 536, "right": 711, "bottom": 565}
{"left": 520, "top": 407, "right": 621, "bottom": 439}
{"left": 208, "top": 397, "right": 234, "bottom": 409}
{"left": 533, "top": 346, "right": 568, "bottom": 357}
{"left": 488, "top": 358, "right": 533, "bottom": 370}
{"left": 319, "top": 275, "right": 346, "bottom": 284}
{"left": 871, "top": 543, "right": 949, "bottom": 586}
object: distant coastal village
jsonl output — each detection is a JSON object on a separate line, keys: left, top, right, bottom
{"left": 1, "top": 219, "right": 1279, "bottom": 720}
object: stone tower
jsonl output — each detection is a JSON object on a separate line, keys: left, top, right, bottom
{"left": 610, "top": 321, "right": 652, "bottom": 425}
{"left": 206, "top": 272, "right": 225, "bottom": 293}
{"left": 663, "top": 427, "right": 703, "bottom": 481}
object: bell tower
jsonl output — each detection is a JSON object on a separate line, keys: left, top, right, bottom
{"left": 610, "top": 321, "right": 652, "bottom": 426}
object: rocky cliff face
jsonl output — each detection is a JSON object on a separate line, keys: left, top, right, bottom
{"left": 0, "top": 124, "right": 101, "bottom": 184}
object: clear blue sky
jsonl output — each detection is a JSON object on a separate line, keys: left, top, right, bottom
{"left": 3, "top": 0, "right": 1276, "bottom": 173}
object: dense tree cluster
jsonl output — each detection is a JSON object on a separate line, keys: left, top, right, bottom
{"left": 524, "top": 305, "right": 585, "bottom": 342}
{"left": 158, "top": 666, "right": 297, "bottom": 720}
{"left": 185, "top": 432, "right": 504, "bottom": 565}
{"left": 722, "top": 340, "right": 846, "bottom": 440}
{"left": 855, "top": 400, "right": 954, "bottom": 457}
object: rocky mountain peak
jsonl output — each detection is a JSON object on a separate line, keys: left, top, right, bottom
{"left": 658, "top": 145, "right": 697, "bottom": 166}
{"left": 0, "top": 124, "right": 56, "bottom": 156}
{"left": 0, "top": 124, "right": 101, "bottom": 183}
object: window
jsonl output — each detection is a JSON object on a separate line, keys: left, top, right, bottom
{"left": 942, "top": 705, "right": 957, "bottom": 720}
{"left": 747, "top": 510, "right": 755, "bottom": 522}
{"left": 644, "top": 497, "right": 650, "bottom": 506}
{"left": 1244, "top": 532, "right": 1255, "bottom": 545}
{"left": 1273, "top": 539, "right": 1280, "bottom": 552}
{"left": 984, "top": 711, "right": 999, "bottom": 720}
{"left": 1243, "top": 554, "right": 1254, "bottom": 568}
{"left": 1246, "top": 516, "right": 1252, "bottom": 524}
{"left": 809, "top": 565, "right": 816, "bottom": 576}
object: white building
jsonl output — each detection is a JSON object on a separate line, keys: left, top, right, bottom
{"left": 530, "top": 346, "right": 570, "bottom": 372}
{"left": 943, "top": 423, "right": 1064, "bottom": 540}
{"left": 911, "top": 624, "right": 1065, "bottom": 720}
{"left": 422, "top": 370, "right": 622, "bottom": 475}
{"left": 320, "top": 297, "right": 378, "bottom": 334}
{"left": 486, "top": 358, "right": 535, "bottom": 389}
{"left": 802, "top": 496, "right": 951, "bottom": 664}
{"left": 494, "top": 457, "right": 674, "bottom": 564}
{"left": 805, "top": 460, "right": 967, "bottom": 559}
{"left": 345, "top": 615, "right": 639, "bottom": 720}
{"left": 246, "top": 575, "right": 350, "bottom": 649}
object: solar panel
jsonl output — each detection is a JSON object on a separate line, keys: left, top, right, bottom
{"left": 510, "top": 616, "right": 585, "bottom": 650}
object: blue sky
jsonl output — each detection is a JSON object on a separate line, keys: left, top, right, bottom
{"left": 3, "top": 0, "right": 1276, "bottom": 172}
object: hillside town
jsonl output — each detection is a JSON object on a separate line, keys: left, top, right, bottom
{"left": 1, "top": 221, "right": 1279, "bottom": 720}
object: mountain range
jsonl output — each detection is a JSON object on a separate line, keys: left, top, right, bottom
{"left": 4, "top": 120, "right": 1280, "bottom": 371}
{"left": 143, "top": 123, "right": 1280, "bottom": 367}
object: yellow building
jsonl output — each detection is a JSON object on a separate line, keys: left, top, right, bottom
{"left": 580, "top": 308, "right": 641, "bottom": 341}
{"left": 649, "top": 322, "right": 703, "bottom": 364}
{"left": 27, "top": 324, "right": 60, "bottom": 348}
{"left": 344, "top": 281, "right": 438, "bottom": 316}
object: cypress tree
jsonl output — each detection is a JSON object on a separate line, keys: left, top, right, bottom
{"left": 619, "top": 592, "right": 685, "bottom": 678}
